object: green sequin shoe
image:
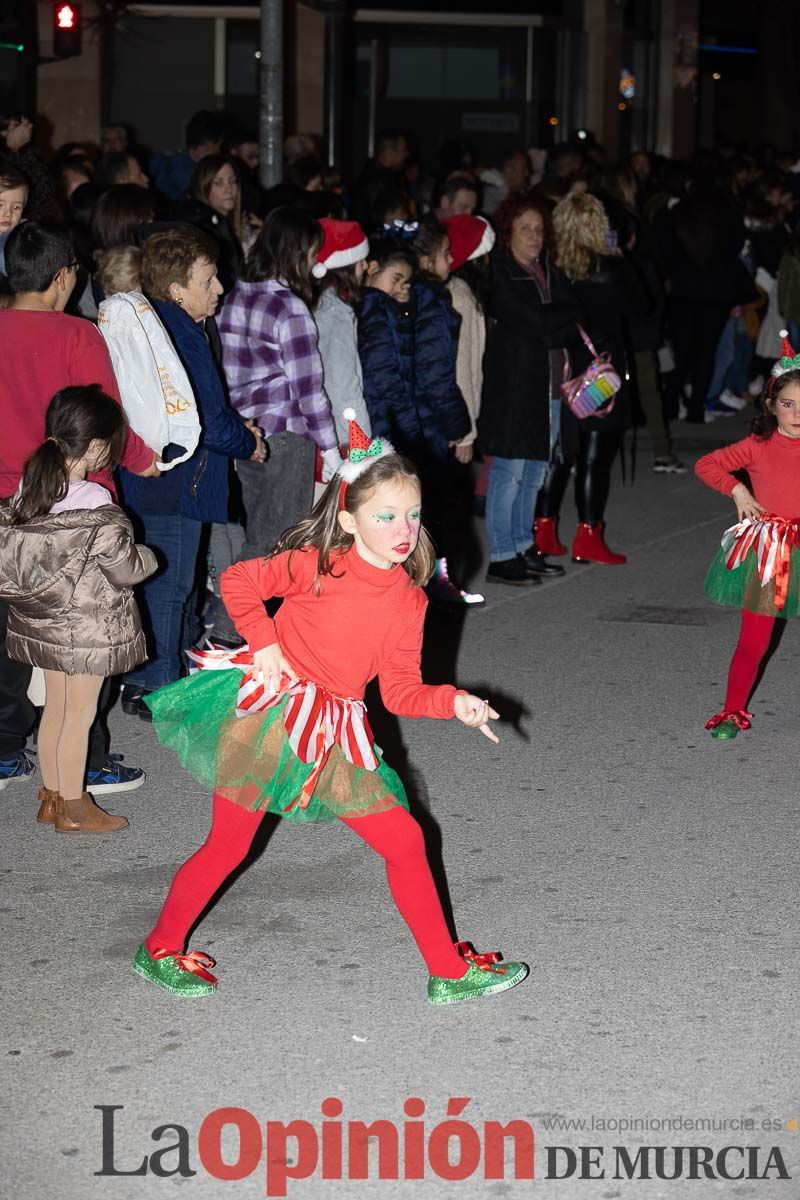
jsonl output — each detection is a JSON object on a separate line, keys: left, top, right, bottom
{"left": 428, "top": 942, "right": 529, "bottom": 1005}
{"left": 705, "top": 709, "right": 752, "bottom": 740}
{"left": 131, "top": 943, "right": 218, "bottom": 997}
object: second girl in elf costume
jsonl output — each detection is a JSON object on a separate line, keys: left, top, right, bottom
{"left": 132, "top": 410, "right": 528, "bottom": 1004}
{"left": 696, "top": 331, "right": 800, "bottom": 739}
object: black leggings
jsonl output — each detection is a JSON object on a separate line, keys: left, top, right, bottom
{"left": 536, "top": 429, "right": 623, "bottom": 525}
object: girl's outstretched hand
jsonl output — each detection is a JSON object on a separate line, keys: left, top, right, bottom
{"left": 732, "top": 483, "right": 766, "bottom": 522}
{"left": 251, "top": 643, "right": 299, "bottom": 695}
{"left": 454, "top": 692, "right": 500, "bottom": 744}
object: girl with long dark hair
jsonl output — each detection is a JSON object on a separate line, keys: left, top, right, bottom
{"left": 216, "top": 207, "right": 338, "bottom": 570}
{"left": 0, "top": 386, "right": 156, "bottom": 832}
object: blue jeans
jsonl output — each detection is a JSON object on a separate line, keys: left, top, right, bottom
{"left": 125, "top": 513, "right": 203, "bottom": 690}
{"left": 707, "top": 315, "right": 753, "bottom": 402}
{"left": 485, "top": 399, "right": 560, "bottom": 560}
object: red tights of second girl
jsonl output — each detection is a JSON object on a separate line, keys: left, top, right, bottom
{"left": 724, "top": 610, "right": 776, "bottom": 711}
{"left": 147, "top": 792, "right": 468, "bottom": 978}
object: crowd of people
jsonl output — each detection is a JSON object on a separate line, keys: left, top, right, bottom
{"left": 1, "top": 105, "right": 798, "bottom": 999}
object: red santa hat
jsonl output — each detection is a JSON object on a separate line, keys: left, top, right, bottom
{"left": 337, "top": 408, "right": 395, "bottom": 485}
{"left": 442, "top": 214, "right": 495, "bottom": 271}
{"left": 312, "top": 219, "right": 369, "bottom": 279}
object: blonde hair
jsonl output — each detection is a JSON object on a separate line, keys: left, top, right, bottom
{"left": 94, "top": 245, "right": 143, "bottom": 296}
{"left": 553, "top": 192, "right": 611, "bottom": 282}
{"left": 271, "top": 454, "right": 436, "bottom": 592}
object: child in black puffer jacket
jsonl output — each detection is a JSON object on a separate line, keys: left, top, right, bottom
{"left": 358, "top": 235, "right": 417, "bottom": 457}
{"left": 410, "top": 218, "right": 476, "bottom": 605}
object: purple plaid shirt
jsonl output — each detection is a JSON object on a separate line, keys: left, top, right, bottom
{"left": 218, "top": 279, "right": 337, "bottom": 450}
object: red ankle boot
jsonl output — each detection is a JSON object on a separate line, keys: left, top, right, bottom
{"left": 571, "top": 522, "right": 627, "bottom": 565}
{"left": 534, "top": 516, "right": 567, "bottom": 556}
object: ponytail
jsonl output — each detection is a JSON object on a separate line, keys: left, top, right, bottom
{"left": 11, "top": 439, "right": 70, "bottom": 525}
{"left": 8, "top": 384, "right": 127, "bottom": 526}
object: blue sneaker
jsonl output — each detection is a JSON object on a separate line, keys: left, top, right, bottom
{"left": 85, "top": 755, "right": 145, "bottom": 795}
{"left": 0, "top": 751, "right": 35, "bottom": 791}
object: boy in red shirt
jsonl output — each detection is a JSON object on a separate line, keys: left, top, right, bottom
{"left": 0, "top": 222, "right": 158, "bottom": 794}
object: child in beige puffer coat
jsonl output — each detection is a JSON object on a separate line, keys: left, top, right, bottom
{"left": 0, "top": 386, "right": 156, "bottom": 833}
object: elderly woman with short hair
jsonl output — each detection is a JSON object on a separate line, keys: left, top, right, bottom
{"left": 118, "top": 226, "right": 264, "bottom": 718}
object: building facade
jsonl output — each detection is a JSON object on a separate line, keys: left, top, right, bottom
{"left": 18, "top": 0, "right": 710, "bottom": 164}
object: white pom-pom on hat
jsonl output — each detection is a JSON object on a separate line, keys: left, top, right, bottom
{"left": 342, "top": 407, "right": 357, "bottom": 421}
{"left": 311, "top": 262, "right": 329, "bottom": 279}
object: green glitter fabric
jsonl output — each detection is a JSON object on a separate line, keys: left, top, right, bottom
{"left": 145, "top": 670, "right": 408, "bottom": 823}
{"left": 704, "top": 543, "right": 800, "bottom": 620}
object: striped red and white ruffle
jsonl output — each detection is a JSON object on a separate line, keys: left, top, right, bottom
{"left": 185, "top": 644, "right": 379, "bottom": 810}
{"left": 721, "top": 514, "right": 800, "bottom": 612}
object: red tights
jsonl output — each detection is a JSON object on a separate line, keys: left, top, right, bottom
{"left": 147, "top": 792, "right": 467, "bottom": 979}
{"left": 724, "top": 610, "right": 776, "bottom": 711}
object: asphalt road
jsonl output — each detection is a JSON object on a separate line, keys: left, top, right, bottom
{"left": 3, "top": 414, "right": 799, "bottom": 1200}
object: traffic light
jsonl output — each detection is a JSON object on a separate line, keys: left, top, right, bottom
{"left": 53, "top": 2, "right": 81, "bottom": 58}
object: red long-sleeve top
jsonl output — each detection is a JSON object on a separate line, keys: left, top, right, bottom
{"left": 0, "top": 309, "right": 155, "bottom": 499}
{"left": 695, "top": 433, "right": 800, "bottom": 520}
{"left": 220, "top": 547, "right": 459, "bottom": 720}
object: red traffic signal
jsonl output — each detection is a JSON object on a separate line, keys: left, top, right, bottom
{"left": 53, "top": 3, "right": 82, "bottom": 58}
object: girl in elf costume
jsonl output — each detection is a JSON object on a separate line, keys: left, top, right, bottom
{"left": 132, "top": 410, "right": 528, "bottom": 1004}
{"left": 696, "top": 331, "right": 800, "bottom": 739}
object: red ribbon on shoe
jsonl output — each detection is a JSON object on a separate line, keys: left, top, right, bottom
{"left": 151, "top": 947, "right": 218, "bottom": 985}
{"left": 456, "top": 940, "right": 506, "bottom": 975}
{"left": 704, "top": 709, "right": 753, "bottom": 732}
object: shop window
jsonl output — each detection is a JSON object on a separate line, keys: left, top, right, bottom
{"left": 386, "top": 45, "right": 502, "bottom": 100}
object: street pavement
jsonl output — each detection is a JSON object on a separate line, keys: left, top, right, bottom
{"left": 3, "top": 413, "right": 799, "bottom": 1200}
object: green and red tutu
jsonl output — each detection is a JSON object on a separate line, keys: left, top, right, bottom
{"left": 704, "top": 515, "right": 800, "bottom": 619}
{"left": 145, "top": 667, "right": 408, "bottom": 823}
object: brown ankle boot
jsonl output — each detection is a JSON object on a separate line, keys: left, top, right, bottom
{"left": 36, "top": 786, "right": 60, "bottom": 825}
{"left": 54, "top": 791, "right": 129, "bottom": 834}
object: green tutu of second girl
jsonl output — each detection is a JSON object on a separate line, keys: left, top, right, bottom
{"left": 704, "top": 540, "right": 800, "bottom": 620}
{"left": 146, "top": 668, "right": 409, "bottom": 823}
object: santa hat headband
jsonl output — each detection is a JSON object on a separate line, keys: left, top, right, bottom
{"left": 337, "top": 408, "right": 395, "bottom": 488}
{"left": 771, "top": 329, "right": 800, "bottom": 380}
{"left": 312, "top": 219, "right": 369, "bottom": 279}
